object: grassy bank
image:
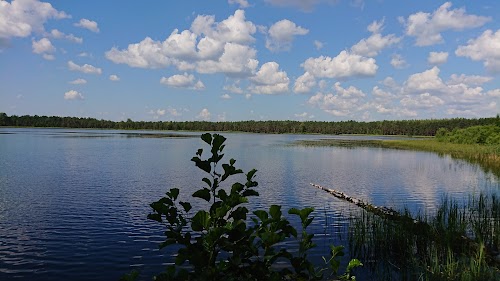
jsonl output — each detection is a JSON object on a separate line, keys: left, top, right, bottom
{"left": 296, "top": 138, "right": 500, "bottom": 177}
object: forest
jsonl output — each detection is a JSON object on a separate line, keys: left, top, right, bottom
{"left": 0, "top": 112, "right": 498, "bottom": 136}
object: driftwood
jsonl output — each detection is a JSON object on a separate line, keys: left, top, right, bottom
{"left": 310, "top": 183, "right": 500, "bottom": 266}
{"left": 310, "top": 183, "right": 416, "bottom": 223}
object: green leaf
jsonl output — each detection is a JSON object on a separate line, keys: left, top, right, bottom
{"left": 217, "top": 189, "right": 228, "bottom": 200}
{"left": 158, "top": 197, "right": 173, "bottom": 206}
{"left": 254, "top": 210, "right": 268, "bottom": 221}
{"left": 269, "top": 205, "right": 281, "bottom": 220}
{"left": 288, "top": 208, "right": 301, "bottom": 216}
{"left": 211, "top": 134, "right": 226, "bottom": 153}
{"left": 179, "top": 201, "right": 192, "bottom": 213}
{"left": 304, "top": 217, "right": 314, "bottom": 228}
{"left": 299, "top": 207, "right": 314, "bottom": 223}
{"left": 196, "top": 148, "right": 203, "bottom": 156}
{"left": 242, "top": 189, "right": 259, "bottom": 197}
{"left": 230, "top": 206, "right": 248, "bottom": 220}
{"left": 246, "top": 169, "right": 257, "bottom": 181}
{"left": 346, "top": 259, "right": 363, "bottom": 271}
{"left": 192, "top": 188, "right": 211, "bottom": 202}
{"left": 330, "top": 245, "right": 345, "bottom": 257}
{"left": 210, "top": 201, "right": 222, "bottom": 215}
{"left": 192, "top": 158, "right": 211, "bottom": 173}
{"left": 229, "top": 158, "right": 236, "bottom": 165}
{"left": 150, "top": 201, "right": 169, "bottom": 214}
{"left": 231, "top": 182, "right": 244, "bottom": 193}
{"left": 202, "top": 177, "right": 211, "bottom": 187}
{"left": 329, "top": 258, "right": 340, "bottom": 274}
{"left": 201, "top": 133, "right": 212, "bottom": 145}
{"left": 214, "top": 204, "right": 230, "bottom": 219}
{"left": 169, "top": 188, "right": 179, "bottom": 200}
{"left": 288, "top": 226, "right": 298, "bottom": 237}
{"left": 147, "top": 213, "right": 162, "bottom": 222}
{"left": 192, "top": 210, "right": 211, "bottom": 231}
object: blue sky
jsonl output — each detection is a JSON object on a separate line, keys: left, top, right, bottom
{"left": 1, "top": 0, "right": 499, "bottom": 122}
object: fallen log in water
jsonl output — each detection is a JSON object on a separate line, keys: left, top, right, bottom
{"left": 310, "top": 183, "right": 500, "bottom": 266}
{"left": 310, "top": 183, "right": 415, "bottom": 223}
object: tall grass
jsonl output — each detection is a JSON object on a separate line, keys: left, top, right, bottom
{"left": 348, "top": 193, "right": 500, "bottom": 281}
{"left": 382, "top": 139, "right": 500, "bottom": 175}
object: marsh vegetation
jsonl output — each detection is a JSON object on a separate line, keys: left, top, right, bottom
{"left": 348, "top": 193, "right": 500, "bottom": 280}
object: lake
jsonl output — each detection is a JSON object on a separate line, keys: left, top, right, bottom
{"left": 0, "top": 128, "right": 498, "bottom": 280}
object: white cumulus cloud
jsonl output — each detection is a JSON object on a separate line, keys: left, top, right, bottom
{"left": 42, "top": 53, "right": 54, "bottom": 60}
{"left": 249, "top": 62, "right": 289, "bottom": 94}
{"left": 390, "top": 54, "right": 407, "bottom": 69}
{"left": 197, "top": 108, "right": 211, "bottom": 121}
{"left": 313, "top": 40, "right": 323, "bottom": 50}
{"left": 265, "top": 19, "right": 308, "bottom": 52}
{"left": 191, "top": 9, "right": 256, "bottom": 45}
{"left": 105, "top": 37, "right": 175, "bottom": 69}
{"left": 49, "top": 29, "right": 82, "bottom": 43}
{"left": 402, "top": 2, "right": 491, "bottom": 46}
{"left": 400, "top": 93, "right": 445, "bottom": 108}
{"left": 0, "top": 0, "right": 69, "bottom": 39}
{"left": 487, "top": 89, "right": 500, "bottom": 97}
{"left": 301, "top": 50, "right": 378, "bottom": 79}
{"left": 68, "top": 61, "right": 102, "bottom": 74}
{"left": 109, "top": 75, "right": 120, "bottom": 81}
{"left": 351, "top": 19, "right": 400, "bottom": 57}
{"left": 293, "top": 72, "right": 316, "bottom": 94}
{"left": 195, "top": 42, "right": 259, "bottom": 76}
{"left": 404, "top": 66, "right": 445, "bottom": 93}
{"left": 228, "top": 0, "right": 250, "bottom": 8}
{"left": 307, "top": 82, "right": 368, "bottom": 117}
{"left": 75, "top": 18, "right": 99, "bottom": 33}
{"left": 32, "top": 37, "right": 55, "bottom": 54}
{"left": 160, "top": 72, "right": 205, "bottom": 90}
{"left": 447, "top": 74, "right": 493, "bottom": 86}
{"left": 69, "top": 78, "right": 87, "bottom": 85}
{"left": 148, "top": 109, "right": 166, "bottom": 119}
{"left": 224, "top": 82, "right": 244, "bottom": 94}
{"left": 455, "top": 29, "right": 500, "bottom": 72}
{"left": 294, "top": 112, "right": 314, "bottom": 119}
{"left": 64, "top": 90, "right": 84, "bottom": 100}
{"left": 106, "top": 10, "right": 260, "bottom": 78}
{"left": 428, "top": 51, "right": 449, "bottom": 65}
{"left": 148, "top": 107, "right": 183, "bottom": 119}
{"left": 398, "top": 67, "right": 497, "bottom": 116}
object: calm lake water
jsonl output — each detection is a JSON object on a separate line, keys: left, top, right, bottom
{"left": 0, "top": 128, "right": 498, "bottom": 280}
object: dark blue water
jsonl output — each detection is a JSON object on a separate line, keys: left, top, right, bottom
{"left": 0, "top": 128, "right": 498, "bottom": 280}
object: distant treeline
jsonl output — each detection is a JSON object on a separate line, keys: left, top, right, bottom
{"left": 0, "top": 112, "right": 498, "bottom": 136}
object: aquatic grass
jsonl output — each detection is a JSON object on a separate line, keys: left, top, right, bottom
{"left": 347, "top": 193, "right": 500, "bottom": 281}
{"left": 468, "top": 193, "right": 500, "bottom": 254}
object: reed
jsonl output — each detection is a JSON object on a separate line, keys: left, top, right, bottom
{"left": 348, "top": 193, "right": 500, "bottom": 280}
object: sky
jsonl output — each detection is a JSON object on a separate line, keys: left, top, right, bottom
{"left": 0, "top": 0, "right": 499, "bottom": 122}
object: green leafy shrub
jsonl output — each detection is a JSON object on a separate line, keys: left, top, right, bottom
{"left": 435, "top": 128, "right": 450, "bottom": 142}
{"left": 435, "top": 125, "right": 500, "bottom": 145}
{"left": 140, "top": 133, "right": 361, "bottom": 280}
